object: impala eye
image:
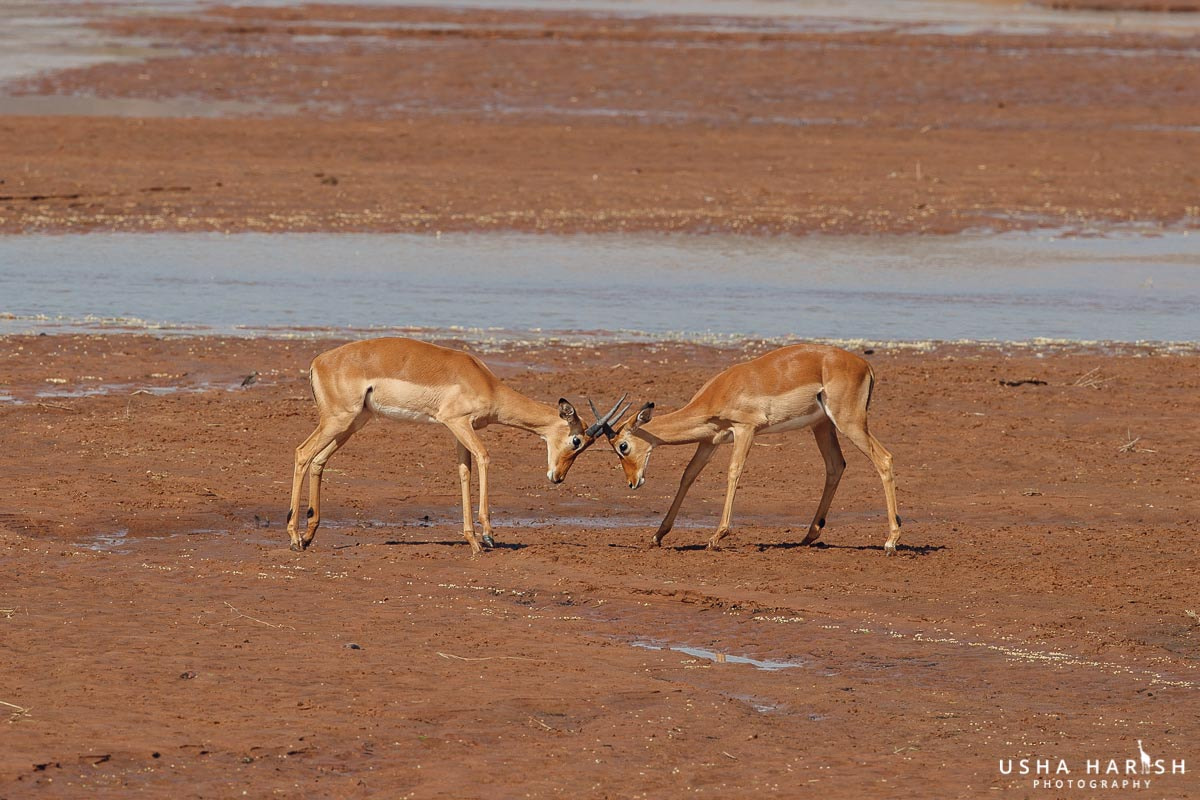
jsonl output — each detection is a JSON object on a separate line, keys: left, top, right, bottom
{"left": 618, "top": 442, "right": 630, "bottom": 455}
{"left": 571, "top": 436, "right": 582, "bottom": 449}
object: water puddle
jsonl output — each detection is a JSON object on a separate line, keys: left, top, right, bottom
{"left": 3, "top": 230, "right": 1198, "bottom": 343}
{"left": 727, "top": 694, "right": 785, "bottom": 713}
{"left": 3, "top": 380, "right": 246, "bottom": 405}
{"left": 79, "top": 529, "right": 132, "bottom": 553}
{"left": 633, "top": 640, "right": 806, "bottom": 671}
{"left": 0, "top": 93, "right": 304, "bottom": 118}
{"left": 0, "top": 4, "right": 163, "bottom": 84}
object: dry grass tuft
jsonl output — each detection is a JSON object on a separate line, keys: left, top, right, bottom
{"left": 1117, "top": 431, "right": 1156, "bottom": 454}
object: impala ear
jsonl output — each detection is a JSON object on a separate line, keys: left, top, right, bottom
{"left": 558, "top": 399, "right": 584, "bottom": 433}
{"left": 631, "top": 402, "right": 654, "bottom": 429}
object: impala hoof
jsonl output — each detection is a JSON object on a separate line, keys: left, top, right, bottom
{"left": 884, "top": 543, "right": 897, "bottom": 557}
{"left": 289, "top": 542, "right": 304, "bottom": 553}
{"left": 481, "top": 535, "right": 496, "bottom": 549}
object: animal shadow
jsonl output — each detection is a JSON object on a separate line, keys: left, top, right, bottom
{"left": 765, "top": 541, "right": 944, "bottom": 556}
{"left": 383, "top": 539, "right": 527, "bottom": 551}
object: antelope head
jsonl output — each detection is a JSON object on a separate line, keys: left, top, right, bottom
{"left": 589, "top": 396, "right": 655, "bottom": 490}
{"left": 545, "top": 395, "right": 626, "bottom": 483}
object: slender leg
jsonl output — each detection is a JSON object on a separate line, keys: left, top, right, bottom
{"left": 708, "top": 426, "right": 756, "bottom": 550}
{"left": 836, "top": 423, "right": 901, "bottom": 555}
{"left": 651, "top": 441, "right": 718, "bottom": 547}
{"left": 801, "top": 418, "right": 846, "bottom": 545}
{"left": 443, "top": 418, "right": 491, "bottom": 554}
{"left": 456, "top": 441, "right": 479, "bottom": 547}
{"left": 301, "top": 412, "right": 371, "bottom": 549}
{"left": 288, "top": 424, "right": 341, "bottom": 551}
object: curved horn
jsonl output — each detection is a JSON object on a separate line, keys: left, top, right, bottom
{"left": 600, "top": 394, "right": 627, "bottom": 424}
{"left": 606, "top": 402, "right": 633, "bottom": 430}
{"left": 584, "top": 393, "right": 628, "bottom": 438}
{"left": 584, "top": 396, "right": 609, "bottom": 437}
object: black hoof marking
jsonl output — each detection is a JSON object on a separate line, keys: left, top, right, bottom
{"left": 818, "top": 517, "right": 826, "bottom": 529}
{"left": 306, "top": 507, "right": 314, "bottom": 519}
{"left": 895, "top": 515, "right": 902, "bottom": 528}
{"left": 286, "top": 509, "right": 294, "bottom": 524}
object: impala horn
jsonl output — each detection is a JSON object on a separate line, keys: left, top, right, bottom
{"left": 585, "top": 393, "right": 630, "bottom": 439}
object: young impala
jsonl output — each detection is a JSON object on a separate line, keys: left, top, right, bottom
{"left": 597, "top": 344, "right": 903, "bottom": 554}
{"left": 287, "top": 337, "right": 625, "bottom": 554}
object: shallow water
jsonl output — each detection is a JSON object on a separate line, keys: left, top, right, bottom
{"left": 1, "top": 231, "right": 1197, "bottom": 343}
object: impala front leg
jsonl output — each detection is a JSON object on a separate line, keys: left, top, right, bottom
{"left": 456, "top": 441, "right": 480, "bottom": 551}
{"left": 708, "top": 427, "right": 755, "bottom": 550}
{"left": 652, "top": 441, "right": 717, "bottom": 547}
{"left": 446, "top": 418, "right": 492, "bottom": 553}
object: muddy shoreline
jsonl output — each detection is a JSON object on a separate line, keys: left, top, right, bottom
{"left": 2, "top": 4, "right": 1199, "bottom": 235}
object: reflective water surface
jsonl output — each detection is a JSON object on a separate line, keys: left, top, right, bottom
{"left": 1, "top": 230, "right": 1197, "bottom": 343}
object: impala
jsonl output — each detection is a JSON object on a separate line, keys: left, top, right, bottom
{"left": 286, "top": 337, "right": 625, "bottom": 553}
{"left": 598, "top": 344, "right": 902, "bottom": 553}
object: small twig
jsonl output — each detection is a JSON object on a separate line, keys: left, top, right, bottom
{"left": 529, "top": 716, "right": 554, "bottom": 731}
{"left": 436, "top": 652, "right": 537, "bottom": 662}
{"left": 222, "top": 601, "right": 295, "bottom": 630}
{"left": 721, "top": 751, "right": 739, "bottom": 760}
{"left": 34, "top": 402, "right": 75, "bottom": 412}
{"left": 0, "top": 608, "right": 15, "bottom": 619}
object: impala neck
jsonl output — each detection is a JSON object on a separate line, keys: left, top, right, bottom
{"left": 494, "top": 385, "right": 560, "bottom": 435}
{"left": 637, "top": 405, "right": 719, "bottom": 446}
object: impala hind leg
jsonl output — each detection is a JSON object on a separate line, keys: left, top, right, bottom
{"left": 652, "top": 441, "right": 718, "bottom": 548}
{"left": 801, "top": 418, "right": 847, "bottom": 546}
{"left": 287, "top": 410, "right": 365, "bottom": 552}
{"left": 708, "top": 427, "right": 756, "bottom": 550}
{"left": 833, "top": 421, "right": 901, "bottom": 555}
{"left": 300, "top": 411, "right": 371, "bottom": 549}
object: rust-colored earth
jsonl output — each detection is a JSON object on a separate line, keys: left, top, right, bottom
{"left": 2, "top": 335, "right": 1198, "bottom": 797}
{"left": 3, "top": 2, "right": 1200, "bottom": 798}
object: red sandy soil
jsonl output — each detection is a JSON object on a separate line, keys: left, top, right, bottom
{"left": 2, "top": 3, "right": 1200, "bottom": 797}
{"left": 1, "top": 334, "right": 1198, "bottom": 797}
{"left": 1, "top": 3, "right": 1199, "bottom": 234}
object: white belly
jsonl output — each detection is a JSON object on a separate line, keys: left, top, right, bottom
{"left": 366, "top": 379, "right": 440, "bottom": 424}
{"left": 759, "top": 408, "right": 826, "bottom": 436}
{"left": 757, "top": 385, "right": 827, "bottom": 435}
